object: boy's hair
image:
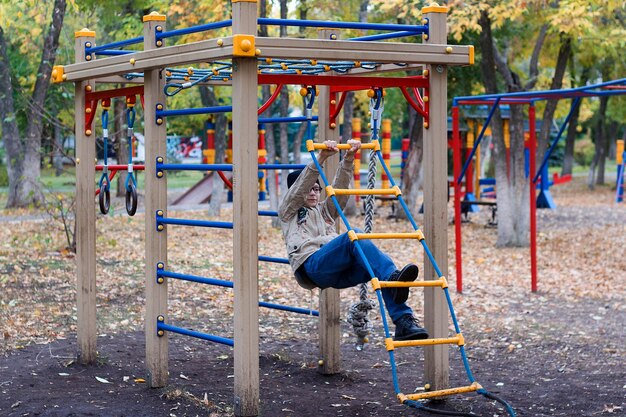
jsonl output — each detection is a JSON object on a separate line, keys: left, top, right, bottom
{"left": 287, "top": 169, "right": 320, "bottom": 189}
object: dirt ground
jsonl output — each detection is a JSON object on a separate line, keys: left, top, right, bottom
{"left": 1, "top": 178, "right": 625, "bottom": 416}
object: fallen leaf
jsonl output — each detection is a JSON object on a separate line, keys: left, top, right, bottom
{"left": 58, "top": 373, "right": 69, "bottom": 376}
{"left": 96, "top": 376, "right": 111, "bottom": 384}
{"left": 134, "top": 378, "right": 146, "bottom": 383}
{"left": 11, "top": 401, "right": 21, "bottom": 408}
{"left": 179, "top": 373, "right": 189, "bottom": 380}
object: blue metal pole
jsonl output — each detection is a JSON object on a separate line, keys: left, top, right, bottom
{"left": 258, "top": 256, "right": 289, "bottom": 264}
{"left": 157, "top": 322, "right": 234, "bottom": 346}
{"left": 349, "top": 31, "right": 421, "bottom": 42}
{"left": 94, "top": 50, "right": 135, "bottom": 56}
{"left": 158, "top": 217, "right": 233, "bottom": 229}
{"left": 156, "top": 20, "right": 233, "bottom": 40}
{"left": 157, "top": 163, "right": 233, "bottom": 172}
{"left": 259, "top": 116, "right": 318, "bottom": 124}
{"left": 533, "top": 97, "right": 581, "bottom": 183}
{"left": 258, "top": 301, "right": 319, "bottom": 316}
{"left": 458, "top": 98, "right": 501, "bottom": 185}
{"left": 257, "top": 18, "right": 427, "bottom": 33}
{"left": 85, "top": 36, "right": 144, "bottom": 54}
{"left": 157, "top": 105, "right": 233, "bottom": 118}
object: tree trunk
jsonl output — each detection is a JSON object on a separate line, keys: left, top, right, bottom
{"left": 53, "top": 119, "right": 64, "bottom": 176}
{"left": 1, "top": 0, "right": 67, "bottom": 207}
{"left": 537, "top": 35, "right": 571, "bottom": 164}
{"left": 594, "top": 96, "right": 610, "bottom": 186}
{"left": 480, "top": 9, "right": 533, "bottom": 247}
{"left": 562, "top": 67, "right": 589, "bottom": 175}
{"left": 397, "top": 105, "right": 423, "bottom": 220}
{"left": 199, "top": 85, "right": 227, "bottom": 215}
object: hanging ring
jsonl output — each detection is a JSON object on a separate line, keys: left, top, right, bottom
{"left": 98, "top": 181, "right": 110, "bottom": 214}
{"left": 125, "top": 182, "right": 138, "bottom": 216}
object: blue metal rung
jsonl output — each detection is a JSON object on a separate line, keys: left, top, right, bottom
{"left": 259, "top": 116, "right": 318, "bottom": 124}
{"left": 257, "top": 17, "right": 428, "bottom": 33}
{"left": 157, "top": 163, "right": 233, "bottom": 172}
{"left": 85, "top": 36, "right": 143, "bottom": 54}
{"left": 259, "top": 301, "right": 318, "bottom": 316}
{"left": 258, "top": 210, "right": 278, "bottom": 217}
{"left": 156, "top": 20, "right": 233, "bottom": 41}
{"left": 258, "top": 256, "right": 289, "bottom": 264}
{"left": 158, "top": 269, "right": 233, "bottom": 288}
{"left": 158, "top": 216, "right": 233, "bottom": 229}
{"left": 157, "top": 105, "right": 233, "bottom": 117}
{"left": 158, "top": 321, "right": 233, "bottom": 346}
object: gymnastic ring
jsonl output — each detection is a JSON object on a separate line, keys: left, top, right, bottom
{"left": 98, "top": 182, "right": 110, "bottom": 214}
{"left": 125, "top": 183, "right": 138, "bottom": 216}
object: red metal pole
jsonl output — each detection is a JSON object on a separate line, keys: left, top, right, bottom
{"left": 452, "top": 106, "right": 463, "bottom": 293}
{"left": 529, "top": 105, "right": 538, "bottom": 292}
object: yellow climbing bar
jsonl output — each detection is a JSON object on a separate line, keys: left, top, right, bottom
{"left": 378, "top": 277, "right": 447, "bottom": 288}
{"left": 399, "top": 382, "right": 482, "bottom": 402}
{"left": 306, "top": 139, "right": 380, "bottom": 152}
{"left": 329, "top": 185, "right": 401, "bottom": 196}
{"left": 386, "top": 333, "right": 464, "bottom": 351}
{"left": 356, "top": 231, "right": 424, "bottom": 240}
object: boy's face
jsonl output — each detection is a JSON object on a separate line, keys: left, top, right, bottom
{"left": 305, "top": 184, "right": 322, "bottom": 208}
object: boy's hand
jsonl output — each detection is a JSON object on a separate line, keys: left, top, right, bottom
{"left": 345, "top": 139, "right": 361, "bottom": 157}
{"left": 318, "top": 140, "right": 339, "bottom": 164}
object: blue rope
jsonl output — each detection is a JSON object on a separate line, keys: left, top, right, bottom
{"left": 124, "top": 106, "right": 137, "bottom": 192}
{"left": 98, "top": 109, "right": 110, "bottom": 191}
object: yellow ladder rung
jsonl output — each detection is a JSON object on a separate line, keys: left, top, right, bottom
{"left": 306, "top": 139, "right": 380, "bottom": 151}
{"left": 401, "top": 382, "right": 482, "bottom": 401}
{"left": 355, "top": 232, "right": 424, "bottom": 240}
{"left": 332, "top": 188, "right": 399, "bottom": 196}
{"left": 378, "top": 278, "right": 447, "bottom": 288}
{"left": 391, "top": 333, "right": 465, "bottom": 349}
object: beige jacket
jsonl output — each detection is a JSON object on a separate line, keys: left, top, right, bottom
{"left": 278, "top": 157, "right": 354, "bottom": 281}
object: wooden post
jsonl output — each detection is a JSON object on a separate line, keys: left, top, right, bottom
{"left": 143, "top": 12, "right": 169, "bottom": 388}
{"left": 232, "top": 1, "right": 259, "bottom": 415}
{"left": 422, "top": 4, "right": 450, "bottom": 391}
{"left": 317, "top": 28, "right": 342, "bottom": 375}
{"left": 75, "top": 28, "right": 97, "bottom": 365}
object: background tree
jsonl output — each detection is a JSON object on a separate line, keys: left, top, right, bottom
{"left": 0, "top": 0, "right": 67, "bottom": 208}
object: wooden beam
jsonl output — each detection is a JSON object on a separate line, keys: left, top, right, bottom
{"left": 75, "top": 30, "right": 97, "bottom": 365}
{"left": 58, "top": 36, "right": 472, "bottom": 83}
{"left": 317, "top": 28, "right": 342, "bottom": 376}
{"left": 232, "top": 2, "right": 259, "bottom": 415}
{"left": 143, "top": 12, "right": 169, "bottom": 388}
{"left": 422, "top": 6, "right": 450, "bottom": 393}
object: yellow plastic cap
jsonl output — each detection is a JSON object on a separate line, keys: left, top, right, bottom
{"left": 75, "top": 28, "right": 95, "bottom": 38}
{"left": 143, "top": 11, "right": 166, "bottom": 22}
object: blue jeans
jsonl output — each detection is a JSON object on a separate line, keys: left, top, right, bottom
{"left": 302, "top": 231, "right": 413, "bottom": 322}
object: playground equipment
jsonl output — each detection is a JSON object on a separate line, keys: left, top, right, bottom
{"left": 617, "top": 139, "right": 625, "bottom": 203}
{"left": 52, "top": 3, "right": 520, "bottom": 415}
{"left": 453, "top": 77, "right": 626, "bottom": 293}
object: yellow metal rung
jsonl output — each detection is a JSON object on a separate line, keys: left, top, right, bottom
{"left": 403, "top": 382, "right": 482, "bottom": 401}
{"left": 355, "top": 232, "right": 423, "bottom": 240}
{"left": 393, "top": 334, "right": 464, "bottom": 348}
{"left": 378, "top": 278, "right": 446, "bottom": 288}
{"left": 306, "top": 139, "right": 378, "bottom": 151}
{"left": 333, "top": 187, "right": 399, "bottom": 196}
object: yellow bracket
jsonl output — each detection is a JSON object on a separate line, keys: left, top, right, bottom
{"left": 347, "top": 230, "right": 358, "bottom": 242}
{"left": 440, "top": 276, "right": 449, "bottom": 289}
{"left": 51, "top": 66, "right": 65, "bottom": 83}
{"left": 415, "top": 229, "right": 425, "bottom": 240}
{"left": 384, "top": 337, "right": 395, "bottom": 351}
{"left": 397, "top": 393, "right": 408, "bottom": 403}
{"left": 370, "top": 277, "right": 381, "bottom": 291}
{"left": 306, "top": 139, "right": 315, "bottom": 152}
{"left": 325, "top": 185, "right": 336, "bottom": 196}
{"left": 392, "top": 185, "right": 402, "bottom": 196}
{"left": 370, "top": 139, "right": 381, "bottom": 151}
{"left": 468, "top": 45, "right": 475, "bottom": 65}
{"left": 457, "top": 333, "right": 465, "bottom": 346}
{"left": 233, "top": 34, "right": 256, "bottom": 57}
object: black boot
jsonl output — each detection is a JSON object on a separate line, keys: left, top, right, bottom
{"left": 387, "top": 264, "right": 419, "bottom": 304}
{"left": 394, "top": 314, "right": 429, "bottom": 341}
